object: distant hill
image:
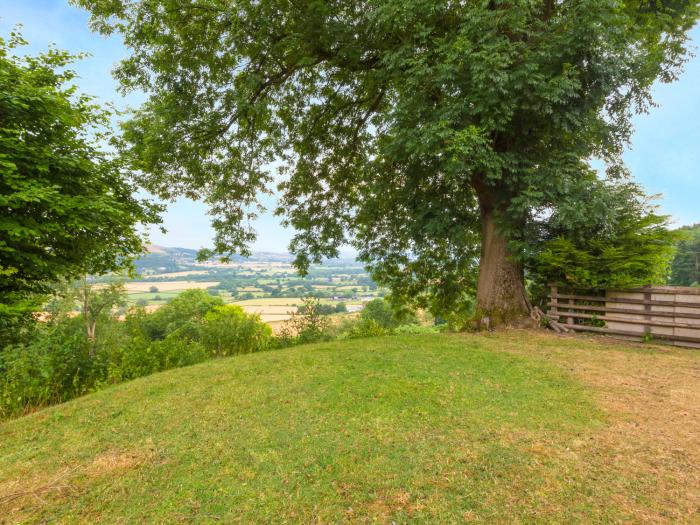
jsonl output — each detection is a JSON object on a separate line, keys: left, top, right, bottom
{"left": 134, "top": 246, "right": 201, "bottom": 274}
{"left": 134, "top": 245, "right": 296, "bottom": 274}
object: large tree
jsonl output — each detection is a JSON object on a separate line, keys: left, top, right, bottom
{"left": 0, "top": 32, "right": 161, "bottom": 332}
{"left": 75, "top": 0, "right": 698, "bottom": 323}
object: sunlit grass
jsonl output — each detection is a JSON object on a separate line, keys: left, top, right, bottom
{"left": 4, "top": 332, "right": 697, "bottom": 523}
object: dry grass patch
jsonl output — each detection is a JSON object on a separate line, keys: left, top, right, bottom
{"left": 486, "top": 330, "right": 700, "bottom": 523}
{"left": 0, "top": 448, "right": 157, "bottom": 523}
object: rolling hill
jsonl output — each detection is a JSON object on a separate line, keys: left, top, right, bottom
{"left": 2, "top": 332, "right": 699, "bottom": 523}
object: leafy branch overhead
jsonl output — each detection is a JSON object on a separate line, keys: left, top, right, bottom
{"left": 74, "top": 0, "right": 699, "bottom": 320}
{"left": 0, "top": 31, "right": 162, "bottom": 326}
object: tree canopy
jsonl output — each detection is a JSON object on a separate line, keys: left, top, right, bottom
{"left": 74, "top": 0, "right": 699, "bottom": 323}
{"left": 669, "top": 224, "right": 700, "bottom": 286}
{"left": 0, "top": 32, "right": 161, "bottom": 328}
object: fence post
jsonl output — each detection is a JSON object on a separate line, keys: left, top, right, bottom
{"left": 550, "top": 285, "right": 558, "bottom": 320}
{"left": 644, "top": 289, "right": 652, "bottom": 339}
{"left": 566, "top": 297, "right": 574, "bottom": 326}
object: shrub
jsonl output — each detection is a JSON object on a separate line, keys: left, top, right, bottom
{"left": 394, "top": 324, "right": 441, "bottom": 335}
{"left": 149, "top": 286, "right": 159, "bottom": 293}
{"left": 334, "top": 302, "right": 348, "bottom": 313}
{"left": 105, "top": 335, "right": 208, "bottom": 384}
{"left": 278, "top": 296, "right": 332, "bottom": 345}
{"left": 0, "top": 317, "right": 99, "bottom": 418}
{"left": 344, "top": 318, "right": 387, "bottom": 339}
{"left": 0, "top": 288, "right": 274, "bottom": 419}
{"left": 360, "top": 299, "right": 398, "bottom": 329}
{"left": 142, "top": 289, "right": 223, "bottom": 340}
{"left": 298, "top": 302, "right": 335, "bottom": 316}
{"left": 202, "top": 305, "right": 272, "bottom": 356}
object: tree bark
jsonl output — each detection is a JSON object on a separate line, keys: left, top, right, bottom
{"left": 475, "top": 202, "right": 531, "bottom": 327}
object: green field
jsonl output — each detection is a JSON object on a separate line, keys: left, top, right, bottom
{"left": 126, "top": 291, "right": 180, "bottom": 303}
{"left": 3, "top": 331, "right": 698, "bottom": 523}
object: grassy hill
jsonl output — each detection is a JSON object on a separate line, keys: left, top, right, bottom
{"left": 2, "top": 332, "right": 699, "bottom": 523}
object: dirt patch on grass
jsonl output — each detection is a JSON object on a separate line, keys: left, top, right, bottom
{"left": 0, "top": 448, "right": 156, "bottom": 521}
{"left": 86, "top": 449, "right": 155, "bottom": 477}
{"left": 488, "top": 330, "right": 700, "bottom": 523}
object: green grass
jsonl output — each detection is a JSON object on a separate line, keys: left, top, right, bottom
{"left": 1, "top": 334, "right": 614, "bottom": 522}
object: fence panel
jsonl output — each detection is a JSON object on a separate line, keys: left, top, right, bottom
{"left": 547, "top": 286, "right": 700, "bottom": 348}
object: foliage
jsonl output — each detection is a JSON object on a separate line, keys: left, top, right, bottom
{"left": 0, "top": 317, "right": 95, "bottom": 417}
{"left": 669, "top": 224, "right": 700, "bottom": 286}
{"left": 74, "top": 0, "right": 699, "bottom": 316}
{"left": 338, "top": 318, "right": 388, "bottom": 340}
{"left": 202, "top": 305, "right": 272, "bottom": 356}
{"left": 140, "top": 289, "right": 223, "bottom": 340}
{"left": 334, "top": 302, "right": 348, "bottom": 314}
{"left": 71, "top": 278, "right": 126, "bottom": 344}
{"left": 393, "top": 324, "right": 442, "bottom": 335}
{"left": 0, "top": 287, "right": 273, "bottom": 419}
{"left": 0, "top": 31, "right": 161, "bottom": 327}
{"left": 297, "top": 301, "right": 347, "bottom": 316}
{"left": 527, "top": 181, "right": 681, "bottom": 290}
{"left": 360, "top": 299, "right": 396, "bottom": 330}
{"left": 279, "top": 296, "right": 332, "bottom": 345}
{"left": 360, "top": 298, "right": 411, "bottom": 330}
{"left": 104, "top": 334, "right": 208, "bottom": 384}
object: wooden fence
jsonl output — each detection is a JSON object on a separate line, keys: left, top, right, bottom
{"left": 547, "top": 285, "right": 700, "bottom": 348}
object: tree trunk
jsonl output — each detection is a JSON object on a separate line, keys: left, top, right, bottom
{"left": 475, "top": 204, "right": 531, "bottom": 327}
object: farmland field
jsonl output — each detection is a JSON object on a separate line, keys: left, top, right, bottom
{"left": 110, "top": 248, "right": 381, "bottom": 326}
{"left": 123, "top": 281, "right": 219, "bottom": 292}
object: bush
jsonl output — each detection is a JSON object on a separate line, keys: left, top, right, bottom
{"left": 343, "top": 318, "right": 387, "bottom": 339}
{"left": 0, "top": 288, "right": 274, "bottom": 419}
{"left": 142, "top": 289, "right": 223, "bottom": 340}
{"left": 0, "top": 317, "right": 100, "bottom": 418}
{"left": 105, "top": 335, "right": 208, "bottom": 384}
{"left": 394, "top": 324, "right": 442, "bottom": 335}
{"left": 202, "top": 305, "right": 272, "bottom": 356}
{"left": 360, "top": 299, "right": 418, "bottom": 330}
{"left": 278, "top": 296, "right": 332, "bottom": 345}
{"left": 334, "top": 302, "right": 348, "bottom": 313}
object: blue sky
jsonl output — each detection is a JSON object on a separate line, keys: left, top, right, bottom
{"left": 2, "top": 1, "right": 699, "bottom": 252}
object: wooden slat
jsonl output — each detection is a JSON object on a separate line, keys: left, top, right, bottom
{"left": 551, "top": 294, "right": 700, "bottom": 310}
{"left": 548, "top": 311, "right": 700, "bottom": 330}
{"left": 545, "top": 303, "right": 700, "bottom": 320}
{"left": 547, "top": 284, "right": 700, "bottom": 296}
{"left": 554, "top": 293, "right": 606, "bottom": 302}
{"left": 616, "top": 287, "right": 700, "bottom": 296}
{"left": 564, "top": 324, "right": 700, "bottom": 345}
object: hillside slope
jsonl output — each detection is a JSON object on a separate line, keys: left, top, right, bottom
{"left": 2, "top": 332, "right": 699, "bottom": 523}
